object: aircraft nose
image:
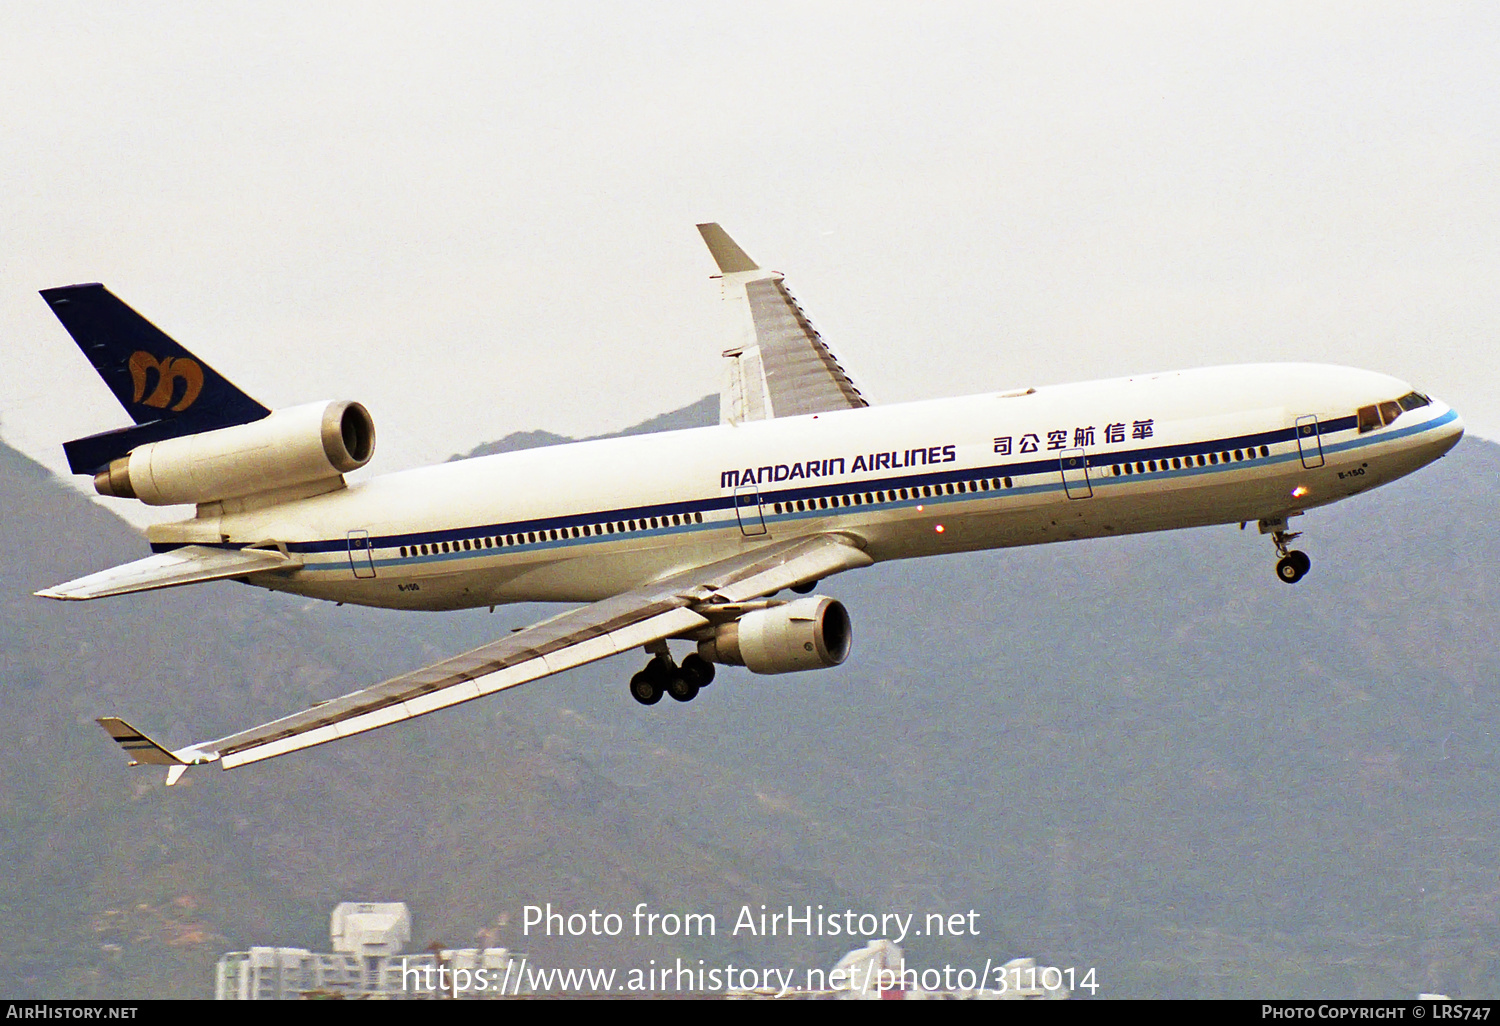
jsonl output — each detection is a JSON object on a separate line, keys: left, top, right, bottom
{"left": 1429, "top": 403, "right": 1464, "bottom": 456}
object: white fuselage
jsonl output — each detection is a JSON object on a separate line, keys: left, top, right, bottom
{"left": 145, "top": 363, "right": 1463, "bottom": 611}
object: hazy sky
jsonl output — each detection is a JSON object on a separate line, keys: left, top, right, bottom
{"left": 4, "top": 2, "right": 1496, "bottom": 522}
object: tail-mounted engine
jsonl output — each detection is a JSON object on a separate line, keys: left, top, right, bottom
{"left": 93, "top": 400, "right": 375, "bottom": 506}
{"left": 696, "top": 596, "right": 852, "bottom": 674}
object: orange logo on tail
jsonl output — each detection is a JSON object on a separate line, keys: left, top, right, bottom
{"left": 128, "top": 352, "right": 204, "bottom": 411}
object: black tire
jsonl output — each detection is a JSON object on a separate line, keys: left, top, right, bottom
{"left": 1276, "top": 551, "right": 1310, "bottom": 584}
{"left": 665, "top": 672, "right": 699, "bottom": 703}
{"left": 630, "top": 670, "right": 663, "bottom": 705}
{"left": 680, "top": 652, "right": 715, "bottom": 687}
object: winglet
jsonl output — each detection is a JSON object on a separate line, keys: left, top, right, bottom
{"left": 97, "top": 717, "right": 185, "bottom": 766}
{"left": 696, "top": 224, "right": 760, "bottom": 274}
{"left": 96, "top": 717, "right": 211, "bottom": 785}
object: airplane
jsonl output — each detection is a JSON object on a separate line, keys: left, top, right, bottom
{"left": 37, "top": 224, "right": 1464, "bottom": 784}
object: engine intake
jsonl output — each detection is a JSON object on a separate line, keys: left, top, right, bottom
{"left": 697, "top": 596, "right": 852, "bottom": 674}
{"left": 94, "top": 400, "right": 375, "bottom": 505}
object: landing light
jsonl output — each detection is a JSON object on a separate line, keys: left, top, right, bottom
{"left": 935, "top": 524, "right": 945, "bottom": 534}
{"left": 1291, "top": 485, "right": 1309, "bottom": 499}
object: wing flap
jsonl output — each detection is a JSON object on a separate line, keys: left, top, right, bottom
{"left": 37, "top": 545, "right": 300, "bottom": 601}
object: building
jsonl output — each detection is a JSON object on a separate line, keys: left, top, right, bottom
{"left": 215, "top": 902, "right": 525, "bottom": 999}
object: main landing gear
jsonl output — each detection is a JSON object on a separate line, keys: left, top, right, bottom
{"left": 1256, "top": 516, "right": 1311, "bottom": 584}
{"left": 629, "top": 648, "right": 715, "bottom": 705}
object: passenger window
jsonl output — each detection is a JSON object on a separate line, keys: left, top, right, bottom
{"left": 1357, "top": 404, "right": 1381, "bottom": 433}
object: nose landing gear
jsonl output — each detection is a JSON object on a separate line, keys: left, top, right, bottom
{"left": 629, "top": 647, "right": 716, "bottom": 705}
{"left": 1258, "top": 516, "right": 1311, "bottom": 584}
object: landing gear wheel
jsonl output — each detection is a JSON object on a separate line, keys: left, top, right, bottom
{"left": 679, "top": 652, "right": 715, "bottom": 688}
{"left": 630, "top": 669, "right": 663, "bottom": 705}
{"left": 1276, "top": 550, "right": 1311, "bottom": 584}
{"left": 665, "top": 672, "right": 700, "bottom": 703}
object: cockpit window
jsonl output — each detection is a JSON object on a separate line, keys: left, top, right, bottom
{"left": 1359, "top": 393, "right": 1429, "bottom": 432}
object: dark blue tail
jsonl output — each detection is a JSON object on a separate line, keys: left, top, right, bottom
{"left": 40, "top": 284, "right": 270, "bottom": 474}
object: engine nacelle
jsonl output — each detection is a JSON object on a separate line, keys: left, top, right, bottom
{"left": 697, "top": 596, "right": 852, "bottom": 674}
{"left": 94, "top": 400, "right": 375, "bottom": 506}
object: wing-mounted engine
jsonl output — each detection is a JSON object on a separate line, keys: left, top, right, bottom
{"left": 93, "top": 400, "right": 375, "bottom": 506}
{"left": 696, "top": 595, "right": 852, "bottom": 674}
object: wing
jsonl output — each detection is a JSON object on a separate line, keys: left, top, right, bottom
{"left": 37, "top": 544, "right": 301, "bottom": 600}
{"left": 698, "top": 224, "right": 870, "bottom": 423}
{"left": 98, "top": 533, "right": 871, "bottom": 778}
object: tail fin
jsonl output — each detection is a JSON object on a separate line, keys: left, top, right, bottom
{"left": 40, "top": 284, "right": 270, "bottom": 474}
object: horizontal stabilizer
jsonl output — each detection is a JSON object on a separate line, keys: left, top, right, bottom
{"left": 36, "top": 544, "right": 299, "bottom": 601}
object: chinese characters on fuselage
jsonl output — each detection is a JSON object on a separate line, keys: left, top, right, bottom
{"left": 994, "top": 419, "right": 1154, "bottom": 455}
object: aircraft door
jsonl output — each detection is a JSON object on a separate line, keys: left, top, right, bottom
{"left": 1059, "top": 448, "right": 1093, "bottom": 499}
{"left": 1295, "top": 415, "right": 1325, "bottom": 469}
{"left": 733, "top": 484, "right": 767, "bottom": 536}
{"left": 346, "top": 529, "right": 377, "bottom": 578}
